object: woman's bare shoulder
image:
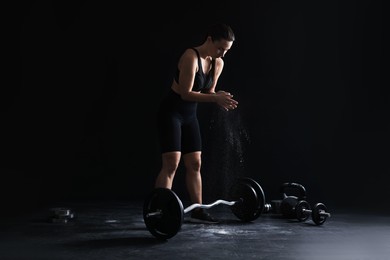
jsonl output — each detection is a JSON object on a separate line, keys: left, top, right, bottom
{"left": 180, "top": 48, "right": 197, "bottom": 59}
{"left": 178, "top": 48, "right": 198, "bottom": 67}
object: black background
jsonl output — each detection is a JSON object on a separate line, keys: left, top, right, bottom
{"left": 3, "top": 1, "right": 389, "bottom": 216}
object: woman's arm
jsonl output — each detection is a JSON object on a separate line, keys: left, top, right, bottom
{"left": 174, "top": 50, "right": 238, "bottom": 110}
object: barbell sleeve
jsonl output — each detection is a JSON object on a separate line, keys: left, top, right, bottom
{"left": 145, "top": 210, "right": 163, "bottom": 218}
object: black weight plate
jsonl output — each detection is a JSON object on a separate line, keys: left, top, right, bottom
{"left": 295, "top": 200, "right": 311, "bottom": 222}
{"left": 143, "top": 188, "right": 184, "bottom": 239}
{"left": 229, "top": 180, "right": 259, "bottom": 222}
{"left": 312, "top": 203, "right": 328, "bottom": 225}
{"left": 239, "top": 177, "right": 266, "bottom": 217}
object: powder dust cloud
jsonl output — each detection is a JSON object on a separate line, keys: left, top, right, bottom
{"left": 199, "top": 104, "right": 251, "bottom": 202}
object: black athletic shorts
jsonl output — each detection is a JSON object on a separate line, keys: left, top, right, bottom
{"left": 157, "top": 89, "right": 202, "bottom": 154}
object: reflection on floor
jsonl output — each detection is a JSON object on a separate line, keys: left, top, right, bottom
{"left": 1, "top": 200, "right": 389, "bottom": 260}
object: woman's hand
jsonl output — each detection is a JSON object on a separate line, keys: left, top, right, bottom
{"left": 214, "top": 90, "right": 238, "bottom": 111}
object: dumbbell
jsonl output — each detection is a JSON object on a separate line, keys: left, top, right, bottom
{"left": 295, "top": 201, "right": 331, "bottom": 225}
{"left": 143, "top": 177, "right": 267, "bottom": 240}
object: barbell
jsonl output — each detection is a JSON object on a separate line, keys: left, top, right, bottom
{"left": 143, "top": 177, "right": 266, "bottom": 240}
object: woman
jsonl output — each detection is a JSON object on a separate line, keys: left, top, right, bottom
{"left": 154, "top": 23, "right": 238, "bottom": 223}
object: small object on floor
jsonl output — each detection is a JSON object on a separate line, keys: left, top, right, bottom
{"left": 48, "top": 207, "right": 75, "bottom": 223}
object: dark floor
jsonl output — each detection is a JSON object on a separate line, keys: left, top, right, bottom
{"left": 1, "top": 200, "right": 390, "bottom": 260}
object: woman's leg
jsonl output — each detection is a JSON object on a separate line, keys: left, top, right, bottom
{"left": 182, "top": 152, "right": 202, "bottom": 204}
{"left": 183, "top": 151, "right": 218, "bottom": 223}
{"left": 155, "top": 151, "right": 181, "bottom": 189}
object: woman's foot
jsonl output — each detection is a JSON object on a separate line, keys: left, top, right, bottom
{"left": 188, "top": 208, "right": 219, "bottom": 224}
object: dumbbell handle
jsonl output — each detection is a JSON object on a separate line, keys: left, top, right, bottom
{"left": 184, "top": 199, "right": 239, "bottom": 214}
{"left": 302, "top": 208, "right": 331, "bottom": 218}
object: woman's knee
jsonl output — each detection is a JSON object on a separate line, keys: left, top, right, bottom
{"left": 183, "top": 157, "right": 201, "bottom": 172}
{"left": 163, "top": 162, "right": 180, "bottom": 175}
{"left": 162, "top": 154, "right": 181, "bottom": 174}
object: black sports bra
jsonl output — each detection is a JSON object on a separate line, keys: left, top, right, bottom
{"left": 174, "top": 47, "right": 215, "bottom": 92}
